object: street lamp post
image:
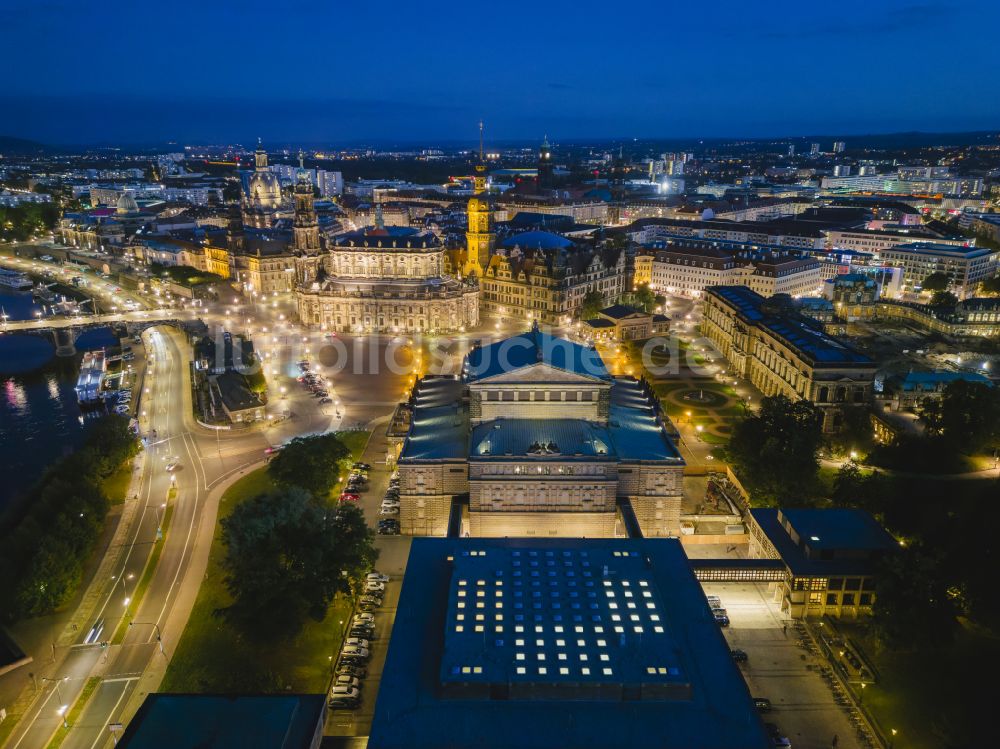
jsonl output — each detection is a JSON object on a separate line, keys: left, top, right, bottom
{"left": 890, "top": 729, "right": 897, "bottom": 748}
{"left": 129, "top": 620, "right": 166, "bottom": 656}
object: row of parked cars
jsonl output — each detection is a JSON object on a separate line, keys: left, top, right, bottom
{"left": 378, "top": 473, "right": 400, "bottom": 535}
{"left": 339, "top": 462, "right": 370, "bottom": 502}
{"left": 329, "top": 571, "right": 390, "bottom": 709}
{"left": 705, "top": 593, "right": 790, "bottom": 747}
{"left": 297, "top": 360, "right": 333, "bottom": 405}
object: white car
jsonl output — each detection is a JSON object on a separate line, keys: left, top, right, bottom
{"left": 165, "top": 462, "right": 179, "bottom": 472}
{"left": 334, "top": 674, "right": 360, "bottom": 690}
{"left": 344, "top": 637, "right": 370, "bottom": 649}
{"left": 353, "top": 612, "right": 375, "bottom": 624}
{"left": 340, "top": 644, "right": 369, "bottom": 659}
{"left": 364, "top": 581, "right": 385, "bottom": 593}
{"left": 366, "top": 572, "right": 389, "bottom": 583}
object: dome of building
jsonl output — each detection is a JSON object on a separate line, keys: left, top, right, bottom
{"left": 247, "top": 170, "right": 282, "bottom": 208}
{"left": 116, "top": 192, "right": 139, "bottom": 215}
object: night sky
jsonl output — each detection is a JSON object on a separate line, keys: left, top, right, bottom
{"left": 2, "top": 0, "right": 998, "bottom": 145}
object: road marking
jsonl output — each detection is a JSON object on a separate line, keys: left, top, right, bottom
{"left": 100, "top": 676, "right": 140, "bottom": 684}
{"left": 86, "top": 682, "right": 131, "bottom": 749}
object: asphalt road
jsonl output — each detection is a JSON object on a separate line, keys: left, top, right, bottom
{"left": 3, "top": 327, "right": 274, "bottom": 749}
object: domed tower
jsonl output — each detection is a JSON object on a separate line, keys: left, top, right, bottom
{"left": 538, "top": 134, "right": 554, "bottom": 189}
{"left": 243, "top": 138, "right": 283, "bottom": 229}
{"left": 465, "top": 121, "right": 494, "bottom": 276}
{"left": 116, "top": 192, "right": 139, "bottom": 216}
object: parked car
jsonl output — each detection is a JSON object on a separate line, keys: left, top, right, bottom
{"left": 336, "top": 664, "right": 367, "bottom": 679}
{"left": 366, "top": 572, "right": 389, "bottom": 583}
{"left": 364, "top": 581, "right": 385, "bottom": 594}
{"left": 359, "top": 601, "right": 380, "bottom": 612}
{"left": 334, "top": 674, "right": 361, "bottom": 690}
{"left": 328, "top": 685, "right": 360, "bottom": 709}
{"left": 714, "top": 613, "right": 730, "bottom": 627}
{"left": 350, "top": 627, "right": 375, "bottom": 640}
{"left": 753, "top": 697, "right": 772, "bottom": 713}
{"left": 344, "top": 637, "right": 370, "bottom": 649}
{"left": 319, "top": 397, "right": 333, "bottom": 404}
{"left": 339, "top": 493, "right": 360, "bottom": 502}
{"left": 730, "top": 649, "right": 748, "bottom": 663}
{"left": 340, "top": 644, "right": 369, "bottom": 661}
{"left": 380, "top": 506, "right": 399, "bottom": 516}
{"left": 353, "top": 462, "right": 371, "bottom": 470}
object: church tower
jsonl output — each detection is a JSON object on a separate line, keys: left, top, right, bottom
{"left": 464, "top": 120, "right": 494, "bottom": 277}
{"left": 291, "top": 150, "right": 321, "bottom": 255}
{"left": 226, "top": 202, "right": 245, "bottom": 255}
{"left": 538, "top": 134, "right": 554, "bottom": 189}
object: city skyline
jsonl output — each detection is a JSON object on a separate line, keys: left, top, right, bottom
{"left": 2, "top": 0, "right": 999, "bottom": 144}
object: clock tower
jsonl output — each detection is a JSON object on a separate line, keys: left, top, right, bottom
{"left": 464, "top": 121, "right": 494, "bottom": 277}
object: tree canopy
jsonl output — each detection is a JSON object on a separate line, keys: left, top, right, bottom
{"left": 919, "top": 379, "right": 1000, "bottom": 454}
{"left": 579, "top": 290, "right": 605, "bottom": 320}
{"left": 929, "top": 290, "right": 958, "bottom": 308}
{"left": 979, "top": 276, "right": 1000, "bottom": 296}
{"left": 268, "top": 433, "right": 352, "bottom": 497}
{"left": 726, "top": 395, "right": 824, "bottom": 505}
{"left": 872, "top": 544, "right": 958, "bottom": 650}
{"left": 220, "top": 488, "right": 377, "bottom": 637}
{"left": 921, "top": 272, "right": 951, "bottom": 292}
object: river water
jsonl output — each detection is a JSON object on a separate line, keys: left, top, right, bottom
{"left": 0, "top": 290, "right": 117, "bottom": 514}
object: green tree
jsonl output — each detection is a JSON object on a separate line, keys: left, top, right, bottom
{"left": 220, "top": 488, "right": 377, "bottom": 637}
{"left": 872, "top": 544, "right": 957, "bottom": 650}
{"left": 919, "top": 379, "right": 1000, "bottom": 453}
{"left": 929, "top": 290, "right": 958, "bottom": 307}
{"left": 830, "top": 462, "right": 888, "bottom": 516}
{"left": 726, "top": 395, "right": 824, "bottom": 505}
{"left": 579, "top": 290, "right": 604, "bottom": 320}
{"left": 631, "top": 286, "right": 656, "bottom": 313}
{"left": 268, "top": 433, "right": 351, "bottom": 497}
{"left": 921, "top": 272, "right": 950, "bottom": 292}
{"left": 979, "top": 276, "right": 1000, "bottom": 296}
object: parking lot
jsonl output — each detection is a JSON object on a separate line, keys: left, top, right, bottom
{"left": 703, "top": 582, "right": 873, "bottom": 749}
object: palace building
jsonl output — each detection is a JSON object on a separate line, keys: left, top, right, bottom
{"left": 701, "top": 286, "right": 876, "bottom": 431}
{"left": 295, "top": 200, "right": 478, "bottom": 333}
{"left": 394, "top": 326, "right": 684, "bottom": 538}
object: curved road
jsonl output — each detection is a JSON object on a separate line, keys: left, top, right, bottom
{"left": 2, "top": 327, "right": 277, "bottom": 749}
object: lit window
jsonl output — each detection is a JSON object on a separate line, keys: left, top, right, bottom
{"left": 596, "top": 639, "right": 606, "bottom": 647}
{"left": 477, "top": 591, "right": 485, "bottom": 597}
{"left": 496, "top": 602, "right": 503, "bottom": 609}
{"left": 474, "top": 666, "right": 483, "bottom": 674}
{"left": 642, "top": 591, "right": 652, "bottom": 598}
{"left": 516, "top": 639, "right": 525, "bottom": 646}
{"left": 558, "top": 653, "right": 567, "bottom": 660}
{"left": 516, "top": 667, "right": 526, "bottom": 675}
{"left": 611, "top": 615, "right": 621, "bottom": 622}
{"left": 621, "top": 581, "right": 630, "bottom": 587}
{"left": 560, "top": 667, "right": 569, "bottom": 675}
{"left": 556, "top": 639, "right": 566, "bottom": 647}
{"left": 536, "top": 639, "right": 544, "bottom": 647}
{"left": 554, "top": 625, "right": 564, "bottom": 633}
{"left": 455, "top": 625, "right": 464, "bottom": 632}
{"left": 646, "top": 603, "right": 656, "bottom": 610}
{"left": 475, "top": 625, "right": 484, "bottom": 632}
{"left": 462, "top": 666, "right": 471, "bottom": 674}
{"left": 647, "top": 667, "right": 656, "bottom": 675}
{"left": 603, "top": 668, "right": 613, "bottom": 675}
{"left": 458, "top": 580, "right": 467, "bottom": 586}
{"left": 614, "top": 626, "right": 624, "bottom": 633}
{"left": 581, "top": 667, "right": 591, "bottom": 675}
{"left": 654, "top": 626, "right": 664, "bottom": 633}
{"left": 515, "top": 625, "right": 524, "bottom": 633}
{"left": 496, "top": 625, "right": 504, "bottom": 632}
{"left": 457, "top": 602, "right": 465, "bottom": 609}
{"left": 594, "top": 626, "right": 604, "bottom": 633}
{"left": 495, "top": 614, "right": 503, "bottom": 621}
{"left": 605, "top": 591, "right": 616, "bottom": 598}
{"left": 574, "top": 626, "right": 584, "bottom": 633}
{"left": 476, "top": 602, "right": 484, "bottom": 609}
{"left": 650, "top": 615, "right": 660, "bottom": 622}
{"left": 579, "top": 654, "right": 588, "bottom": 661}
{"left": 639, "top": 581, "right": 648, "bottom": 587}
{"left": 457, "top": 614, "right": 465, "bottom": 621}
{"left": 608, "top": 603, "right": 618, "bottom": 610}
{"left": 477, "top": 580, "right": 485, "bottom": 586}
{"left": 537, "top": 653, "right": 545, "bottom": 661}
{"left": 624, "top": 591, "right": 633, "bottom": 598}
{"left": 516, "top": 653, "right": 525, "bottom": 661}
{"left": 538, "top": 667, "right": 547, "bottom": 675}
{"left": 630, "top": 615, "right": 640, "bottom": 621}
{"left": 600, "top": 654, "right": 609, "bottom": 662}
{"left": 535, "top": 626, "right": 544, "bottom": 633}
{"left": 476, "top": 614, "right": 484, "bottom": 621}
{"left": 634, "top": 626, "right": 644, "bottom": 633}
{"left": 458, "top": 591, "right": 466, "bottom": 597}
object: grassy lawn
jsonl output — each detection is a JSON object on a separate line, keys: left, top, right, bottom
{"left": 837, "top": 620, "right": 999, "bottom": 749}
{"left": 100, "top": 461, "right": 134, "bottom": 505}
{"left": 160, "top": 467, "right": 354, "bottom": 694}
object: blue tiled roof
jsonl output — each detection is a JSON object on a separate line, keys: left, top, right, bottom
{"left": 897, "top": 370, "right": 992, "bottom": 391}
{"left": 500, "top": 230, "right": 574, "bottom": 250}
{"left": 751, "top": 508, "right": 897, "bottom": 577}
{"left": 464, "top": 326, "right": 611, "bottom": 382}
{"left": 708, "top": 286, "right": 873, "bottom": 366}
{"left": 471, "top": 419, "right": 613, "bottom": 458}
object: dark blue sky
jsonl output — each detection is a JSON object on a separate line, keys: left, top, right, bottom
{"left": 2, "top": 0, "right": 998, "bottom": 145}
